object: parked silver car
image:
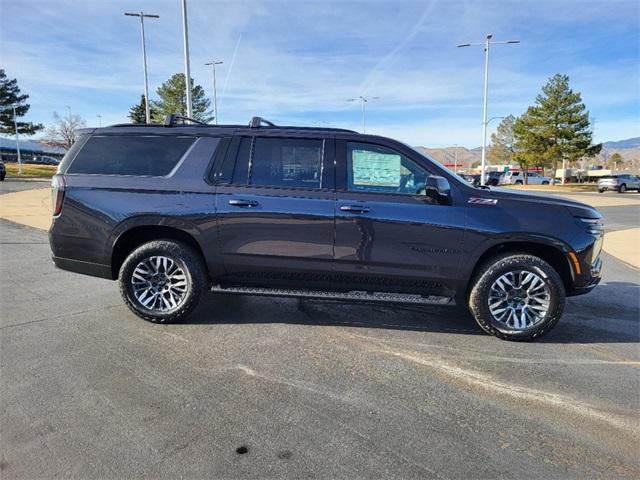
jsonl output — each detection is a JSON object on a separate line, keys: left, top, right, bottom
{"left": 597, "top": 174, "right": 640, "bottom": 193}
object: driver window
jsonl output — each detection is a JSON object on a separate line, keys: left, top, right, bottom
{"left": 347, "top": 142, "right": 429, "bottom": 195}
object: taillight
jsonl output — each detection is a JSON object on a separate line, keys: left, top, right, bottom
{"left": 51, "top": 175, "right": 66, "bottom": 216}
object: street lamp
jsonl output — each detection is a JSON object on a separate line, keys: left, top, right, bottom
{"left": 458, "top": 34, "right": 519, "bottom": 185}
{"left": 125, "top": 11, "right": 159, "bottom": 124}
{"left": 347, "top": 95, "right": 380, "bottom": 134}
{"left": 181, "top": 0, "right": 193, "bottom": 118}
{"left": 205, "top": 61, "right": 223, "bottom": 124}
{"left": 96, "top": 114, "right": 102, "bottom": 127}
{"left": 11, "top": 105, "right": 22, "bottom": 175}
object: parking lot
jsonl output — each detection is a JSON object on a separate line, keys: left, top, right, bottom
{"left": 1, "top": 181, "right": 639, "bottom": 478}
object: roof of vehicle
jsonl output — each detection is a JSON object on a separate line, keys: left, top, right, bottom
{"left": 78, "top": 115, "right": 359, "bottom": 137}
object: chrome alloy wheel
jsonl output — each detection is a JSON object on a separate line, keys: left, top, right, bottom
{"left": 131, "top": 256, "right": 188, "bottom": 312}
{"left": 488, "top": 270, "right": 551, "bottom": 331}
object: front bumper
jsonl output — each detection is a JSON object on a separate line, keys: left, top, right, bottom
{"left": 567, "top": 255, "right": 603, "bottom": 297}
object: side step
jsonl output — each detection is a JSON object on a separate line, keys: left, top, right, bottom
{"left": 211, "top": 285, "right": 455, "bottom": 306}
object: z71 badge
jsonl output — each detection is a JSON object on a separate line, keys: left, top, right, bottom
{"left": 468, "top": 197, "right": 498, "bottom": 205}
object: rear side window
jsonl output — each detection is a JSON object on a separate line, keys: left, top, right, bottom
{"left": 249, "top": 137, "right": 324, "bottom": 189}
{"left": 67, "top": 135, "right": 195, "bottom": 176}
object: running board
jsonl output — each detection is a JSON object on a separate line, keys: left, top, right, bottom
{"left": 211, "top": 285, "right": 455, "bottom": 306}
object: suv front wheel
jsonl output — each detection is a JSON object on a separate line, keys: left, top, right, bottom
{"left": 469, "top": 253, "right": 565, "bottom": 341}
{"left": 119, "top": 240, "right": 208, "bottom": 323}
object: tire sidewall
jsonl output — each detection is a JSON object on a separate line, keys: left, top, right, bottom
{"left": 469, "top": 254, "right": 565, "bottom": 341}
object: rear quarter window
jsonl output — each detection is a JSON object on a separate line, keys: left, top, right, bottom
{"left": 67, "top": 135, "right": 196, "bottom": 176}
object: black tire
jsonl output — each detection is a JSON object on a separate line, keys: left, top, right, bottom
{"left": 515, "top": 180, "right": 523, "bottom": 185}
{"left": 598, "top": 189, "right": 605, "bottom": 193}
{"left": 619, "top": 184, "right": 627, "bottom": 193}
{"left": 542, "top": 181, "right": 549, "bottom": 185}
{"left": 468, "top": 253, "right": 565, "bottom": 341}
{"left": 118, "top": 240, "right": 208, "bottom": 323}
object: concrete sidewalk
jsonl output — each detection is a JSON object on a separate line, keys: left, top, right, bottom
{"left": 0, "top": 187, "right": 637, "bottom": 268}
{"left": 0, "top": 187, "right": 52, "bottom": 231}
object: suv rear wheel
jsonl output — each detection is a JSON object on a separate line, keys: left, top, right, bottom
{"left": 619, "top": 184, "right": 627, "bottom": 193}
{"left": 469, "top": 253, "right": 565, "bottom": 341}
{"left": 119, "top": 240, "right": 207, "bottom": 323}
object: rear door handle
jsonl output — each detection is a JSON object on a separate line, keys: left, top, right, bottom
{"left": 229, "top": 199, "right": 259, "bottom": 208}
{"left": 340, "top": 205, "right": 370, "bottom": 214}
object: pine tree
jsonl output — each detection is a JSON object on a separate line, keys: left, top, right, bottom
{"left": 151, "top": 73, "right": 212, "bottom": 123}
{"left": 128, "top": 95, "right": 156, "bottom": 123}
{"left": 608, "top": 152, "right": 624, "bottom": 170}
{"left": 0, "top": 69, "right": 44, "bottom": 135}
{"left": 513, "top": 74, "right": 601, "bottom": 183}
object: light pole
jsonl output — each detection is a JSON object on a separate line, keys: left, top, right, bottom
{"left": 11, "top": 105, "right": 22, "bottom": 175}
{"left": 347, "top": 95, "right": 380, "bottom": 133}
{"left": 96, "top": 114, "right": 102, "bottom": 127}
{"left": 453, "top": 144, "right": 458, "bottom": 173}
{"left": 458, "top": 35, "right": 519, "bottom": 185}
{"left": 181, "top": 0, "right": 193, "bottom": 118}
{"left": 205, "top": 60, "right": 223, "bottom": 124}
{"left": 65, "top": 105, "right": 72, "bottom": 124}
{"left": 125, "top": 11, "right": 159, "bottom": 124}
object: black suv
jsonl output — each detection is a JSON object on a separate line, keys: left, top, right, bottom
{"left": 49, "top": 115, "right": 604, "bottom": 341}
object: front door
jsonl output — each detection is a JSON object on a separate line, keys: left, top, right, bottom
{"left": 333, "top": 140, "right": 466, "bottom": 296}
{"left": 215, "top": 134, "right": 335, "bottom": 288}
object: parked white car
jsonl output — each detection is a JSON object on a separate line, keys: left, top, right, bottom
{"left": 501, "top": 171, "right": 551, "bottom": 185}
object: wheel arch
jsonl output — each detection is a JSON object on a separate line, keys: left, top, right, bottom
{"left": 466, "top": 240, "right": 574, "bottom": 296}
{"left": 110, "top": 224, "right": 209, "bottom": 280}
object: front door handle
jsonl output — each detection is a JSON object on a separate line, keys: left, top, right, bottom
{"left": 229, "top": 199, "right": 259, "bottom": 208}
{"left": 340, "top": 205, "right": 370, "bottom": 214}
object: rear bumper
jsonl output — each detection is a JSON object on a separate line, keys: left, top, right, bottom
{"left": 52, "top": 255, "right": 113, "bottom": 280}
{"left": 598, "top": 184, "right": 618, "bottom": 191}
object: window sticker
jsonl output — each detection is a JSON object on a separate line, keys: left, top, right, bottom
{"left": 352, "top": 150, "right": 401, "bottom": 187}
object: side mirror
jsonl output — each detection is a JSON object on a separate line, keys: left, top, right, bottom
{"left": 424, "top": 175, "right": 452, "bottom": 205}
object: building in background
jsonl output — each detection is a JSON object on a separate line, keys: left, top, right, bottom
{"left": 0, "top": 137, "right": 66, "bottom": 164}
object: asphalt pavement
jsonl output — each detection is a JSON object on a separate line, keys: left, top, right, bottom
{"left": 1, "top": 186, "right": 639, "bottom": 479}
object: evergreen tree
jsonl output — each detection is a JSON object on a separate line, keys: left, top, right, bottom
{"left": 152, "top": 73, "right": 212, "bottom": 123}
{"left": 128, "top": 95, "right": 157, "bottom": 123}
{"left": 0, "top": 69, "right": 44, "bottom": 135}
{"left": 513, "top": 74, "right": 601, "bottom": 183}
{"left": 608, "top": 152, "right": 624, "bottom": 170}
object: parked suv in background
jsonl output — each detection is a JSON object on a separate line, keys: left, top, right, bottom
{"left": 49, "top": 115, "right": 604, "bottom": 341}
{"left": 501, "top": 171, "right": 551, "bottom": 185}
{"left": 597, "top": 174, "right": 640, "bottom": 193}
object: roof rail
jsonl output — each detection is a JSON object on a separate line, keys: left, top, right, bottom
{"left": 249, "top": 117, "right": 276, "bottom": 128}
{"left": 164, "top": 113, "right": 207, "bottom": 127}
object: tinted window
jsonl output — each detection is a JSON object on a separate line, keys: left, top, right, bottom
{"left": 347, "top": 142, "right": 429, "bottom": 195}
{"left": 68, "top": 135, "right": 195, "bottom": 176}
{"left": 249, "top": 137, "right": 324, "bottom": 189}
{"left": 230, "top": 137, "right": 252, "bottom": 185}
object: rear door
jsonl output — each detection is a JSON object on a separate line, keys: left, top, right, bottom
{"left": 333, "top": 139, "right": 466, "bottom": 297}
{"left": 213, "top": 134, "right": 336, "bottom": 287}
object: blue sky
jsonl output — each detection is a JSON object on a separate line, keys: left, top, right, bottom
{"left": 1, "top": 0, "right": 638, "bottom": 147}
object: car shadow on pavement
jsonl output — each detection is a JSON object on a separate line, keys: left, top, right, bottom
{"left": 186, "top": 293, "right": 483, "bottom": 336}
{"left": 183, "top": 285, "right": 640, "bottom": 344}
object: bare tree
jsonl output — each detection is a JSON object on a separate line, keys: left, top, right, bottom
{"left": 44, "top": 111, "right": 87, "bottom": 150}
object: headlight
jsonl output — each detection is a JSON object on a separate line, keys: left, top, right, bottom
{"left": 576, "top": 217, "right": 604, "bottom": 236}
